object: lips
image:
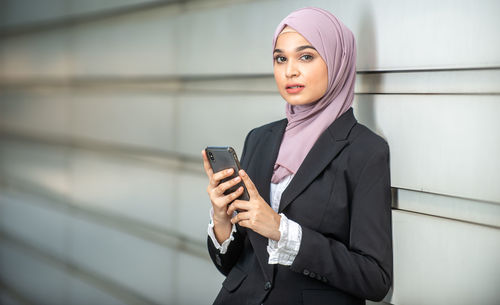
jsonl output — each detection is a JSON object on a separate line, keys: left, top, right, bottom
{"left": 286, "top": 83, "right": 305, "bottom": 94}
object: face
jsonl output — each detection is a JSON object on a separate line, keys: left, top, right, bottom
{"left": 273, "top": 28, "right": 328, "bottom": 106}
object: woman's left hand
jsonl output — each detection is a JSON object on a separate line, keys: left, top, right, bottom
{"left": 226, "top": 170, "right": 281, "bottom": 241}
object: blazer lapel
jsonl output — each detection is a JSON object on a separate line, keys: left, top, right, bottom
{"left": 279, "top": 108, "right": 357, "bottom": 213}
{"left": 251, "top": 119, "right": 287, "bottom": 204}
{"left": 246, "top": 119, "right": 287, "bottom": 282}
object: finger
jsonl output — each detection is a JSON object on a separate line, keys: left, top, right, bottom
{"left": 201, "top": 150, "right": 214, "bottom": 179}
{"left": 239, "top": 170, "right": 259, "bottom": 198}
{"left": 231, "top": 211, "right": 250, "bottom": 225}
{"left": 215, "top": 176, "right": 241, "bottom": 196}
{"left": 222, "top": 187, "right": 244, "bottom": 210}
{"left": 226, "top": 196, "right": 251, "bottom": 215}
{"left": 236, "top": 219, "right": 251, "bottom": 229}
{"left": 211, "top": 168, "right": 234, "bottom": 186}
{"left": 212, "top": 187, "right": 243, "bottom": 211}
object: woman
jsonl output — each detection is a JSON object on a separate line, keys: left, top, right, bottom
{"left": 202, "top": 7, "right": 392, "bottom": 305}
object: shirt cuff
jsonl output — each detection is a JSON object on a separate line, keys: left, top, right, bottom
{"left": 267, "top": 213, "right": 302, "bottom": 265}
{"left": 207, "top": 207, "right": 237, "bottom": 255}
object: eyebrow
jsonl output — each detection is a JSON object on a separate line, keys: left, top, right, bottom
{"left": 273, "top": 45, "right": 317, "bottom": 54}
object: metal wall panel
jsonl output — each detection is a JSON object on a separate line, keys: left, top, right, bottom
{"left": 0, "top": 139, "right": 70, "bottom": 195}
{"left": 0, "top": 90, "right": 178, "bottom": 151}
{"left": 0, "top": 292, "right": 23, "bottom": 305}
{"left": 177, "top": 253, "right": 225, "bottom": 305}
{"left": 355, "top": 70, "right": 500, "bottom": 94}
{"left": 177, "top": 172, "right": 215, "bottom": 243}
{"left": 175, "top": 93, "right": 284, "bottom": 156}
{"left": 69, "top": 92, "right": 177, "bottom": 150}
{"left": 396, "top": 189, "right": 500, "bottom": 228}
{"left": 0, "top": 243, "right": 68, "bottom": 304}
{"left": 69, "top": 215, "right": 176, "bottom": 305}
{"left": 2, "top": 0, "right": 499, "bottom": 80}
{"left": 68, "top": 0, "right": 165, "bottom": 19}
{"left": 354, "top": 94, "right": 500, "bottom": 203}
{"left": 66, "top": 276, "right": 127, "bottom": 305}
{"left": 1, "top": 0, "right": 500, "bottom": 304}
{"left": 391, "top": 211, "right": 500, "bottom": 305}
{"left": 0, "top": 0, "right": 162, "bottom": 28}
{"left": 71, "top": 7, "right": 180, "bottom": 76}
{"left": 0, "top": 0, "right": 67, "bottom": 28}
{"left": 0, "top": 241, "right": 128, "bottom": 305}
{"left": 0, "top": 191, "right": 69, "bottom": 259}
{"left": 2, "top": 88, "right": 500, "bottom": 216}
{"left": 0, "top": 30, "right": 70, "bottom": 79}
{"left": 70, "top": 149, "right": 177, "bottom": 231}
{"left": 0, "top": 90, "right": 70, "bottom": 136}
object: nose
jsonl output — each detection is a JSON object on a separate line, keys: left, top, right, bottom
{"left": 285, "top": 59, "right": 299, "bottom": 78}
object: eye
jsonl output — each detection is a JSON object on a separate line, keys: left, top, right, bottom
{"left": 300, "top": 54, "right": 313, "bottom": 61}
{"left": 274, "top": 55, "right": 286, "bottom": 63}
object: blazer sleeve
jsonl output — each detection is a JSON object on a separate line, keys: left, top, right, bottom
{"left": 206, "top": 129, "right": 254, "bottom": 276}
{"left": 289, "top": 142, "right": 392, "bottom": 301}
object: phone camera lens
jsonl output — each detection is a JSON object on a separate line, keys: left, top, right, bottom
{"left": 208, "top": 152, "right": 215, "bottom": 161}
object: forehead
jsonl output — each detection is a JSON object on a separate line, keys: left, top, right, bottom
{"left": 275, "top": 30, "right": 313, "bottom": 50}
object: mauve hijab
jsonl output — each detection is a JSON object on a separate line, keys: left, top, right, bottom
{"left": 271, "top": 7, "right": 357, "bottom": 183}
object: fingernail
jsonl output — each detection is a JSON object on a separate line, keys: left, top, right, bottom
{"left": 227, "top": 168, "right": 233, "bottom": 174}
{"left": 234, "top": 176, "right": 240, "bottom": 182}
{"left": 239, "top": 170, "right": 246, "bottom": 176}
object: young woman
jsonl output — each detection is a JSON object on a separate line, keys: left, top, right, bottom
{"left": 202, "top": 7, "right": 392, "bottom": 305}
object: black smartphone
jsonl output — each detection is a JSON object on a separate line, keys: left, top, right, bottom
{"left": 205, "top": 146, "right": 250, "bottom": 201}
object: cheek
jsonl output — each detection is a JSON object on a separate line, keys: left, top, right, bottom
{"left": 314, "top": 65, "right": 328, "bottom": 96}
{"left": 273, "top": 67, "right": 285, "bottom": 88}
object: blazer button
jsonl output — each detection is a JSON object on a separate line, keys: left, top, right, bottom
{"left": 303, "top": 269, "right": 310, "bottom": 276}
{"left": 309, "top": 272, "right": 316, "bottom": 278}
{"left": 264, "top": 281, "right": 272, "bottom": 291}
{"left": 322, "top": 276, "right": 328, "bottom": 283}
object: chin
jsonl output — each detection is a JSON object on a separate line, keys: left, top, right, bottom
{"left": 285, "top": 97, "right": 317, "bottom": 106}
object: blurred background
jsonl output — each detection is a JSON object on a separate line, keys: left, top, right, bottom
{"left": 0, "top": 0, "right": 499, "bottom": 304}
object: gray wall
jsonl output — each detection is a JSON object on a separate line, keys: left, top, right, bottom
{"left": 0, "top": 0, "right": 499, "bottom": 304}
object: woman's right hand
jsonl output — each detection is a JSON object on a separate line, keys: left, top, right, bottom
{"left": 202, "top": 150, "right": 244, "bottom": 228}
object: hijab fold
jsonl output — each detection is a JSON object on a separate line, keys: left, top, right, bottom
{"left": 271, "top": 7, "right": 357, "bottom": 183}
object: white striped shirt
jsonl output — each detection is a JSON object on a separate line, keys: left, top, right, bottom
{"left": 207, "top": 175, "right": 302, "bottom": 265}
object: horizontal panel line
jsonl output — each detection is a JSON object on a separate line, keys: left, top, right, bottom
{"left": 0, "top": 0, "right": 260, "bottom": 38}
{"left": 3, "top": 127, "right": 498, "bottom": 210}
{"left": 391, "top": 189, "right": 500, "bottom": 229}
{"left": 357, "top": 92, "right": 500, "bottom": 96}
{"left": 0, "top": 231, "right": 161, "bottom": 305}
{"left": 2, "top": 68, "right": 500, "bottom": 84}
{"left": 0, "top": 176, "right": 208, "bottom": 260}
{"left": 1, "top": 85, "right": 497, "bottom": 96}
{"left": 0, "top": 74, "right": 271, "bottom": 84}
{"left": 0, "top": 0, "right": 181, "bottom": 38}
{"left": 392, "top": 208, "right": 500, "bottom": 230}
{"left": 0, "top": 127, "right": 203, "bottom": 174}
{"left": 356, "top": 66, "right": 500, "bottom": 74}
{"left": 394, "top": 186, "right": 500, "bottom": 207}
{"left": 2, "top": 73, "right": 499, "bottom": 95}
{"left": 0, "top": 281, "right": 33, "bottom": 305}
{"left": 3, "top": 163, "right": 496, "bottom": 234}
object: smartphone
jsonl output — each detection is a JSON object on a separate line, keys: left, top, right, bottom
{"left": 205, "top": 146, "right": 250, "bottom": 201}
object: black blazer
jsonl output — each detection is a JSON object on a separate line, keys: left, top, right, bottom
{"left": 207, "top": 108, "right": 392, "bottom": 305}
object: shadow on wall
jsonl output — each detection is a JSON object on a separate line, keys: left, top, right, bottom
{"left": 356, "top": 6, "right": 395, "bottom": 304}
{"left": 355, "top": 6, "right": 378, "bottom": 135}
